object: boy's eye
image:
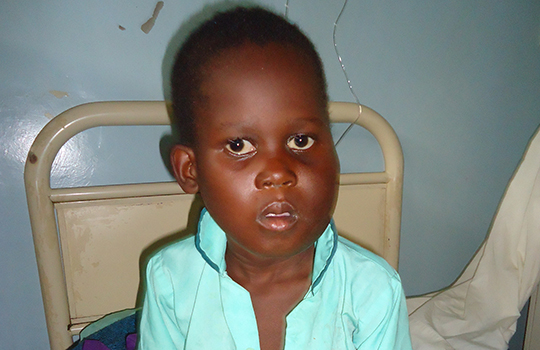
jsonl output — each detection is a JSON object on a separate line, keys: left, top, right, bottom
{"left": 225, "top": 138, "right": 256, "bottom": 155}
{"left": 287, "top": 134, "right": 314, "bottom": 150}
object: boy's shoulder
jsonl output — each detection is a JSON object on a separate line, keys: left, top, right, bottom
{"left": 147, "top": 234, "right": 200, "bottom": 271}
{"left": 330, "top": 236, "right": 405, "bottom": 314}
{"left": 334, "top": 235, "right": 401, "bottom": 283}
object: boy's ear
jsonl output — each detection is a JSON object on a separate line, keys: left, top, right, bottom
{"left": 170, "top": 144, "right": 199, "bottom": 194}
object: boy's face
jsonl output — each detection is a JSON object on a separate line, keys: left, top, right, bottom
{"left": 174, "top": 42, "right": 339, "bottom": 261}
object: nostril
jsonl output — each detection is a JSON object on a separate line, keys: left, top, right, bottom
{"left": 261, "top": 178, "right": 293, "bottom": 189}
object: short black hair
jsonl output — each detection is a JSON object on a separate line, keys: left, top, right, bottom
{"left": 171, "top": 6, "right": 328, "bottom": 146}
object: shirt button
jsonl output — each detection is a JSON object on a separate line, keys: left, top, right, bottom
{"left": 246, "top": 348, "right": 255, "bottom": 350}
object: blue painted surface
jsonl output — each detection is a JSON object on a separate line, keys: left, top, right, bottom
{"left": 0, "top": 0, "right": 538, "bottom": 348}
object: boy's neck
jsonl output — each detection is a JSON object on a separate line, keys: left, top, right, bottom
{"left": 225, "top": 243, "right": 315, "bottom": 286}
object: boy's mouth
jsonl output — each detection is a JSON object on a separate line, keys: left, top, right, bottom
{"left": 256, "top": 201, "right": 298, "bottom": 232}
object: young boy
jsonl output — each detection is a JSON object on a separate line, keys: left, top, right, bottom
{"left": 139, "top": 7, "right": 412, "bottom": 350}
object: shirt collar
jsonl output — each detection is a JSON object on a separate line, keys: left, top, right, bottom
{"left": 195, "top": 208, "right": 337, "bottom": 294}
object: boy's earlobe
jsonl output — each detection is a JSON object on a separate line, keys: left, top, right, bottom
{"left": 170, "top": 145, "right": 199, "bottom": 194}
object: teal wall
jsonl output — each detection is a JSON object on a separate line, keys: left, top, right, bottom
{"left": 1, "top": 0, "right": 538, "bottom": 348}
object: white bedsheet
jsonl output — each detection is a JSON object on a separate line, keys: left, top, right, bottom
{"left": 406, "top": 126, "right": 540, "bottom": 349}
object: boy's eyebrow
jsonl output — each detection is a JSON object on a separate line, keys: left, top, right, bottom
{"left": 291, "top": 115, "right": 329, "bottom": 126}
{"left": 216, "top": 115, "right": 328, "bottom": 129}
{"left": 283, "top": 115, "right": 331, "bottom": 129}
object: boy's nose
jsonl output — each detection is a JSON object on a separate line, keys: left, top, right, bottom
{"left": 255, "top": 157, "right": 297, "bottom": 189}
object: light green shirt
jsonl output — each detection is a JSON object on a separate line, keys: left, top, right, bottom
{"left": 139, "top": 209, "right": 412, "bottom": 349}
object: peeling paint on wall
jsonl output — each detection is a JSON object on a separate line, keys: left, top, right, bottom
{"left": 49, "top": 90, "right": 69, "bottom": 98}
{"left": 141, "top": 1, "right": 164, "bottom": 34}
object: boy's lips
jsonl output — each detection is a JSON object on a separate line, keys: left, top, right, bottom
{"left": 256, "top": 201, "right": 298, "bottom": 232}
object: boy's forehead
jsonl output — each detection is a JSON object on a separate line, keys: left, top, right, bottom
{"left": 187, "top": 41, "right": 331, "bottom": 146}
{"left": 197, "top": 42, "right": 327, "bottom": 110}
{"left": 203, "top": 41, "right": 314, "bottom": 82}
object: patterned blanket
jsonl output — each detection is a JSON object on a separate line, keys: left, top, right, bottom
{"left": 69, "top": 309, "right": 139, "bottom": 350}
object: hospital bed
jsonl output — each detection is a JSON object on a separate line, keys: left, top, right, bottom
{"left": 25, "top": 101, "right": 404, "bottom": 350}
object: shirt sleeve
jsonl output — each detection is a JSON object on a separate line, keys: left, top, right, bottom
{"left": 138, "top": 254, "right": 185, "bottom": 349}
{"left": 357, "top": 279, "right": 413, "bottom": 350}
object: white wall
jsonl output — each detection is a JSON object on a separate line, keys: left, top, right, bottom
{"left": 1, "top": 0, "right": 538, "bottom": 348}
